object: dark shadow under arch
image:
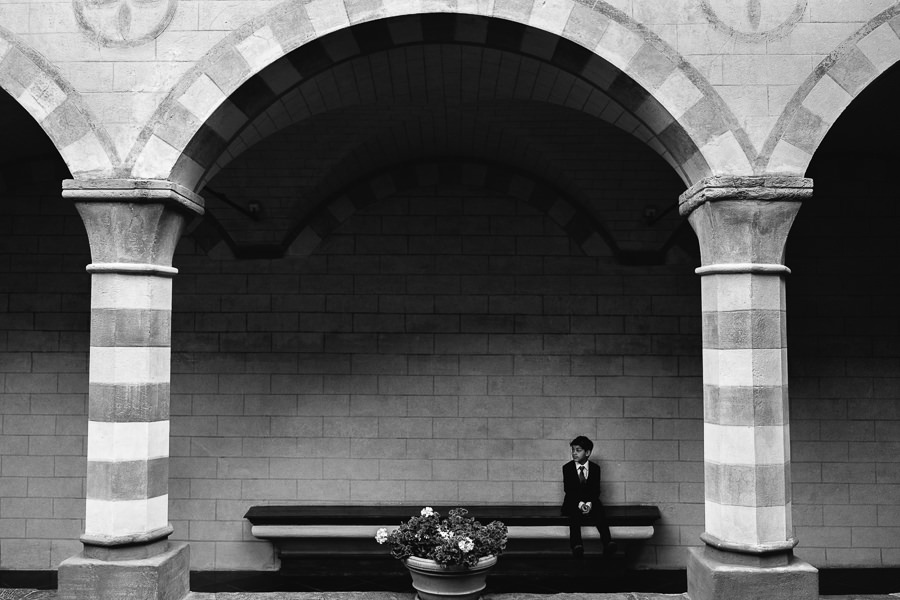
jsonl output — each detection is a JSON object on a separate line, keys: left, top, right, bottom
{"left": 191, "top": 157, "right": 695, "bottom": 266}
{"left": 0, "top": 89, "right": 72, "bottom": 196}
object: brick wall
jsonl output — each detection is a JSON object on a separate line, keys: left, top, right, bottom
{"left": 0, "top": 180, "right": 88, "bottom": 569}
{"left": 167, "top": 183, "right": 704, "bottom": 570}
{"left": 787, "top": 156, "right": 900, "bottom": 568}
{"left": 1, "top": 158, "right": 899, "bottom": 572}
{"left": 202, "top": 102, "right": 687, "bottom": 255}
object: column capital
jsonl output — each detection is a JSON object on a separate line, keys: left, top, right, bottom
{"left": 65, "top": 179, "right": 205, "bottom": 269}
{"left": 679, "top": 176, "right": 812, "bottom": 268}
{"left": 678, "top": 176, "right": 813, "bottom": 217}
{"left": 62, "top": 178, "right": 205, "bottom": 215}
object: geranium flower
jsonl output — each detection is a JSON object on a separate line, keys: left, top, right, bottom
{"left": 374, "top": 506, "right": 507, "bottom": 568}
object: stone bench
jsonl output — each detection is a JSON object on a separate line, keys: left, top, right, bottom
{"left": 245, "top": 504, "right": 661, "bottom": 573}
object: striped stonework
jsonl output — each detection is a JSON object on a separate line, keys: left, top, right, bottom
{"left": 64, "top": 179, "right": 204, "bottom": 552}
{"left": 135, "top": 5, "right": 739, "bottom": 190}
{"left": 699, "top": 269, "right": 792, "bottom": 550}
{"left": 84, "top": 271, "right": 174, "bottom": 542}
{"left": 680, "top": 176, "right": 810, "bottom": 555}
{"left": 0, "top": 28, "right": 119, "bottom": 177}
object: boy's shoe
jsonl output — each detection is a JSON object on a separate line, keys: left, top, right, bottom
{"left": 572, "top": 545, "right": 584, "bottom": 558}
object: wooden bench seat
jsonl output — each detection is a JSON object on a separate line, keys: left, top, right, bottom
{"left": 245, "top": 504, "right": 661, "bottom": 572}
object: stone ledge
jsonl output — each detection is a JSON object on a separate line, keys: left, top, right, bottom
{"left": 251, "top": 524, "right": 654, "bottom": 541}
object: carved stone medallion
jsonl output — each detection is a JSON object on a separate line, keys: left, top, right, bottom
{"left": 73, "top": 0, "right": 177, "bottom": 47}
{"left": 701, "top": 0, "right": 807, "bottom": 43}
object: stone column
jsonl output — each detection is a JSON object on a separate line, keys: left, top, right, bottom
{"left": 680, "top": 176, "right": 818, "bottom": 600}
{"left": 58, "top": 180, "right": 203, "bottom": 600}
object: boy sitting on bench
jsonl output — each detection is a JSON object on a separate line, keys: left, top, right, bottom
{"left": 561, "top": 435, "right": 615, "bottom": 558}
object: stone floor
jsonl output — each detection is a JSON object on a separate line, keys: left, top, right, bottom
{"left": 2, "top": 591, "right": 900, "bottom": 600}
{"left": 189, "top": 595, "right": 684, "bottom": 600}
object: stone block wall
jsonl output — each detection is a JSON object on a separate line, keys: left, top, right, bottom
{"left": 786, "top": 155, "right": 900, "bottom": 569}
{"left": 0, "top": 180, "right": 88, "bottom": 569}
{"left": 167, "top": 183, "right": 704, "bottom": 570}
{"left": 7, "top": 0, "right": 898, "bottom": 184}
{"left": 1, "top": 159, "right": 899, "bottom": 571}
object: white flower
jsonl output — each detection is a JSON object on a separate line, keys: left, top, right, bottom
{"left": 458, "top": 537, "right": 474, "bottom": 553}
{"left": 421, "top": 507, "right": 435, "bottom": 517}
{"left": 438, "top": 528, "right": 452, "bottom": 540}
{"left": 375, "top": 528, "right": 389, "bottom": 544}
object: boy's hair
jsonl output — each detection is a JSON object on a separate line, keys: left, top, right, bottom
{"left": 570, "top": 435, "right": 593, "bottom": 452}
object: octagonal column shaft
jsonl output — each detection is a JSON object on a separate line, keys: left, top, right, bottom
{"left": 681, "top": 177, "right": 817, "bottom": 600}
{"left": 59, "top": 180, "right": 203, "bottom": 600}
{"left": 84, "top": 267, "right": 175, "bottom": 545}
{"left": 700, "top": 266, "right": 792, "bottom": 549}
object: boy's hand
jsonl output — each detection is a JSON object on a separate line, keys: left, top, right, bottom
{"left": 581, "top": 502, "right": 592, "bottom": 514}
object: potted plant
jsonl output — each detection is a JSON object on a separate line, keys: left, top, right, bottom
{"left": 375, "top": 507, "right": 508, "bottom": 600}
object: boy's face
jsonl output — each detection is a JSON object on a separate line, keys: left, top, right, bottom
{"left": 571, "top": 445, "right": 591, "bottom": 464}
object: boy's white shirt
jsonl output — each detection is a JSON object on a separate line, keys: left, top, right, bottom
{"left": 574, "top": 460, "right": 591, "bottom": 511}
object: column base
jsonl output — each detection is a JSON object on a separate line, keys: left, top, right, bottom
{"left": 687, "top": 546, "right": 818, "bottom": 600}
{"left": 58, "top": 541, "right": 190, "bottom": 600}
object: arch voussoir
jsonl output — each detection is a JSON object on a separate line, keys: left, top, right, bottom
{"left": 764, "top": 7, "right": 900, "bottom": 175}
{"left": 135, "top": 0, "right": 748, "bottom": 189}
{"left": 0, "top": 29, "right": 118, "bottom": 176}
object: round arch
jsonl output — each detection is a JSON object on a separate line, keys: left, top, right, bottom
{"left": 0, "top": 28, "right": 118, "bottom": 178}
{"left": 760, "top": 4, "right": 900, "bottom": 175}
{"left": 127, "top": 1, "right": 754, "bottom": 188}
{"left": 183, "top": 27, "right": 696, "bottom": 193}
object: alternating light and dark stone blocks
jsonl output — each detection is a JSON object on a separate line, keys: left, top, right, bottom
{"left": 57, "top": 180, "right": 203, "bottom": 600}
{"left": 679, "top": 176, "right": 818, "bottom": 600}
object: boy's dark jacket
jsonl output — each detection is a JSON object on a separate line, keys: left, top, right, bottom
{"left": 561, "top": 459, "right": 602, "bottom": 516}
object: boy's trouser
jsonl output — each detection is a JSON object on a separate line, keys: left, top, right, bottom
{"left": 567, "top": 506, "right": 612, "bottom": 550}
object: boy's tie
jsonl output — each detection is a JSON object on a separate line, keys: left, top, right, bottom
{"left": 578, "top": 465, "right": 586, "bottom": 483}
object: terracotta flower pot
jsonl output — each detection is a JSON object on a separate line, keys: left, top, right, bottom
{"left": 403, "top": 555, "right": 498, "bottom": 600}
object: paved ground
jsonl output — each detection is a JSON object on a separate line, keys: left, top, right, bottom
{"left": 2, "top": 591, "right": 899, "bottom": 600}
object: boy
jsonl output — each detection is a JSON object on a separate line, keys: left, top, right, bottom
{"left": 561, "top": 435, "right": 614, "bottom": 558}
